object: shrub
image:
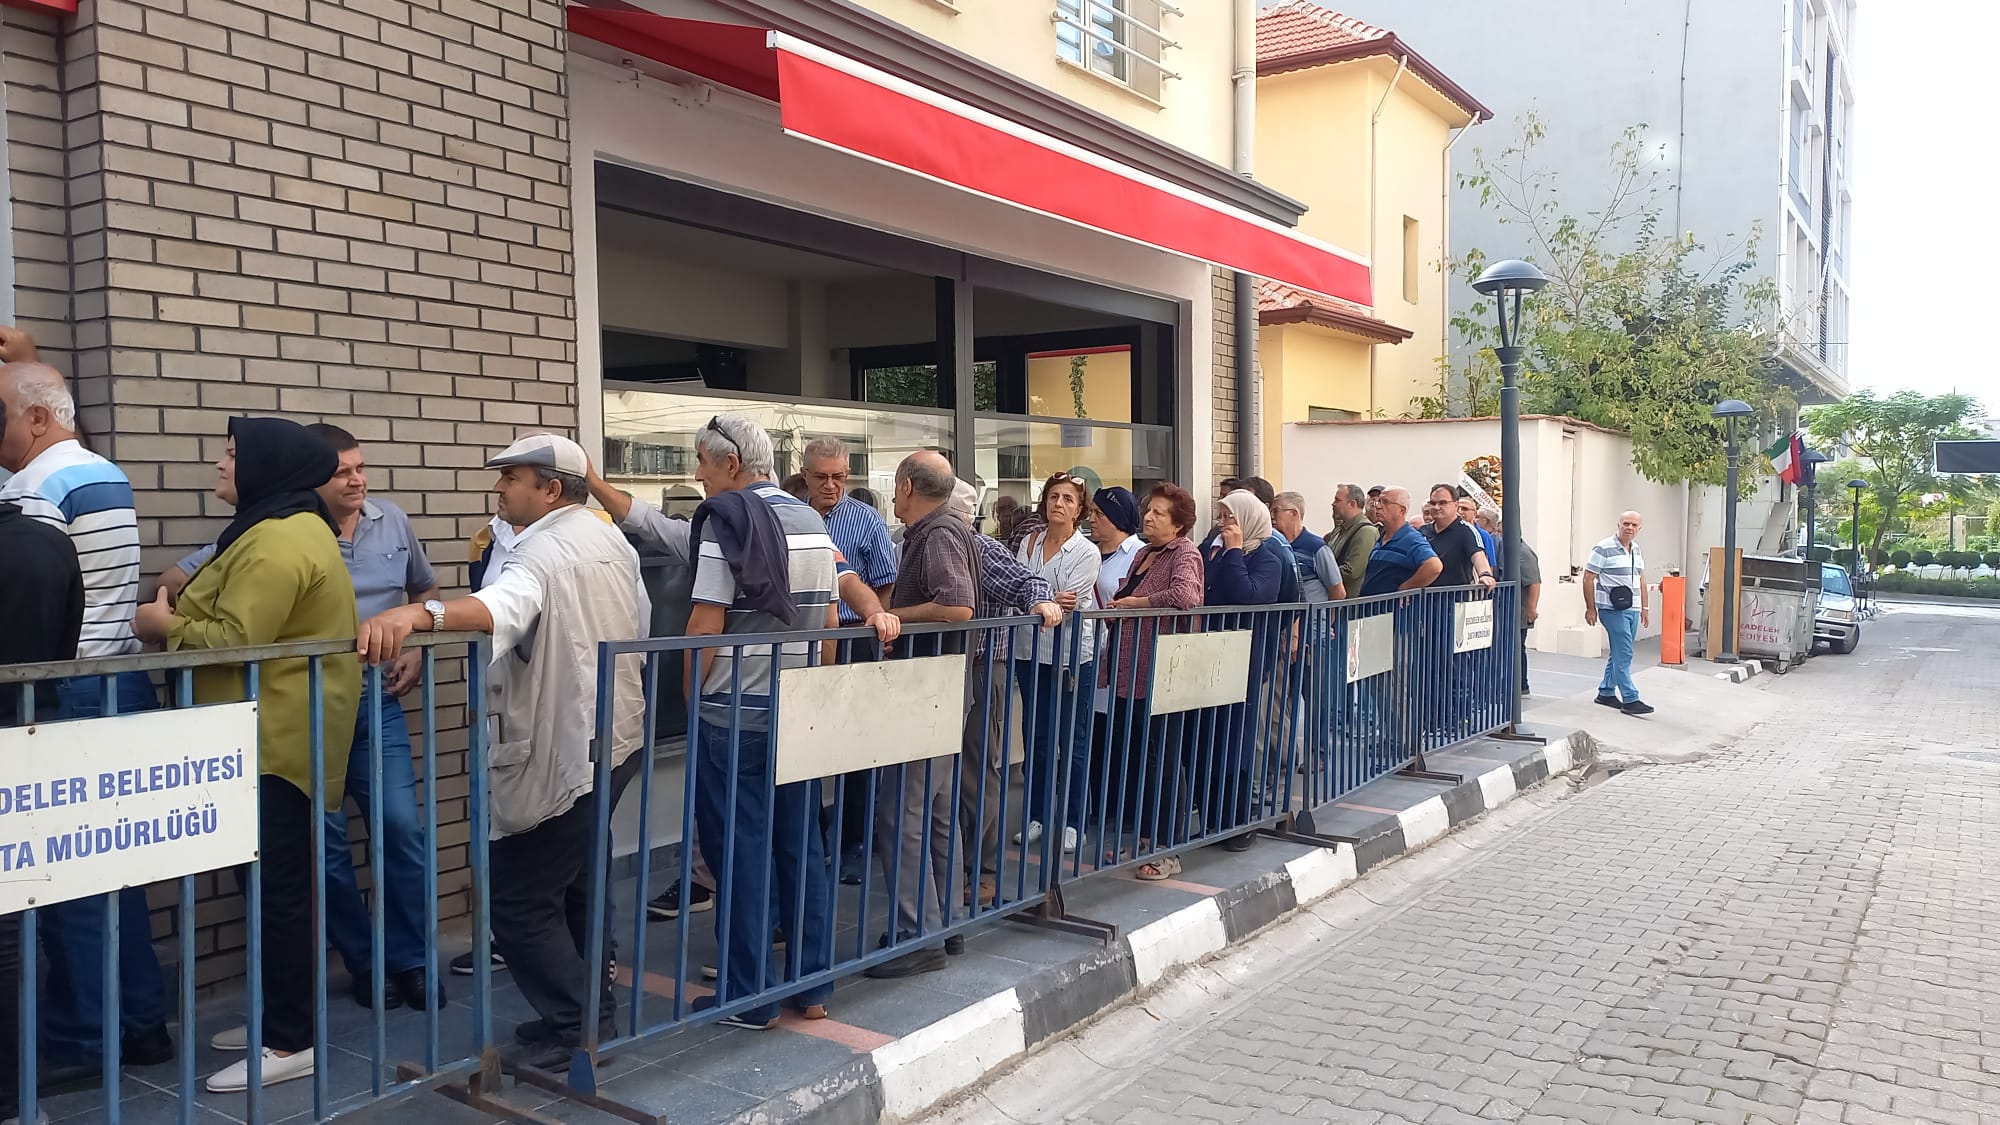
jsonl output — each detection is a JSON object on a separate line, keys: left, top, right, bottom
{"left": 1873, "top": 572, "right": 2000, "bottom": 599}
{"left": 1913, "top": 549, "right": 1936, "bottom": 568}
{"left": 1986, "top": 551, "right": 2000, "bottom": 572}
{"left": 1808, "top": 545, "right": 1833, "bottom": 563}
{"left": 1890, "top": 550, "right": 1913, "bottom": 569}
{"left": 1833, "top": 548, "right": 1856, "bottom": 568}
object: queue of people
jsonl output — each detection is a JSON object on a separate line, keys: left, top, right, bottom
{"left": 1, "top": 322, "right": 1557, "bottom": 1113}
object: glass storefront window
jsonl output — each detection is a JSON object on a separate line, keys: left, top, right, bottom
{"left": 972, "top": 416, "right": 1172, "bottom": 529}
{"left": 603, "top": 385, "right": 951, "bottom": 523}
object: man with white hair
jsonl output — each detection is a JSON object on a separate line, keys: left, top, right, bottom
{"left": 0, "top": 354, "right": 174, "bottom": 1080}
{"left": 356, "top": 432, "right": 647, "bottom": 1068}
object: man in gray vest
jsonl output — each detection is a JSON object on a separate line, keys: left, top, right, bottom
{"left": 357, "top": 434, "right": 647, "bottom": 1072}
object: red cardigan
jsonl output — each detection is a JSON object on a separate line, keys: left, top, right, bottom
{"left": 1099, "top": 536, "right": 1205, "bottom": 698}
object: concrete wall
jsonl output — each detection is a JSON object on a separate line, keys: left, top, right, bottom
{"left": 1279, "top": 415, "right": 1690, "bottom": 652}
{"left": 845, "top": 0, "right": 1237, "bottom": 167}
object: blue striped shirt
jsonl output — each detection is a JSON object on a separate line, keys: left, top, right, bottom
{"left": 1585, "top": 535, "right": 1646, "bottom": 610}
{"left": 0, "top": 441, "right": 142, "bottom": 658}
{"left": 821, "top": 494, "right": 897, "bottom": 623}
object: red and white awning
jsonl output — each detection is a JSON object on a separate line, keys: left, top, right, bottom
{"left": 568, "top": 7, "right": 1374, "bottom": 307}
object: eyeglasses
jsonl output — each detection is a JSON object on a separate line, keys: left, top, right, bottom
{"left": 703, "top": 416, "right": 742, "bottom": 461}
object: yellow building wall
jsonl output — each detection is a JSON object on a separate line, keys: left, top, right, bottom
{"left": 1025, "top": 350, "right": 1133, "bottom": 421}
{"left": 1254, "top": 58, "right": 1465, "bottom": 443}
{"left": 1258, "top": 323, "right": 1371, "bottom": 473}
{"left": 845, "top": 0, "right": 1235, "bottom": 166}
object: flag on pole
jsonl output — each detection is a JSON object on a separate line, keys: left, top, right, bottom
{"left": 1766, "top": 430, "right": 1803, "bottom": 485}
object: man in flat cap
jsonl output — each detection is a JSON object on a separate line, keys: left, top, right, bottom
{"left": 356, "top": 433, "right": 647, "bottom": 1072}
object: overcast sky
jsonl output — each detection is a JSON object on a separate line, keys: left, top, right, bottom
{"left": 1850, "top": 3, "right": 1992, "bottom": 420}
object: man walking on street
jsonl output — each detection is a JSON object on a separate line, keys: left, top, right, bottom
{"left": 356, "top": 434, "right": 647, "bottom": 1069}
{"left": 1584, "top": 511, "right": 1652, "bottom": 716}
{"left": 0, "top": 355, "right": 174, "bottom": 1082}
{"left": 168, "top": 425, "right": 445, "bottom": 1012}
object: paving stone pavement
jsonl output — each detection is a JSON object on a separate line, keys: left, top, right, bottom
{"left": 923, "top": 604, "right": 2000, "bottom": 1125}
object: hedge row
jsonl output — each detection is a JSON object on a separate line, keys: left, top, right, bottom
{"left": 1872, "top": 573, "right": 2000, "bottom": 600}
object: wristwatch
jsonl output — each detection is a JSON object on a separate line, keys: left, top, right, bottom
{"left": 424, "top": 599, "right": 446, "bottom": 632}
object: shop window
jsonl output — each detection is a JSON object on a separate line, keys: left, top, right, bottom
{"left": 861, "top": 361, "right": 998, "bottom": 410}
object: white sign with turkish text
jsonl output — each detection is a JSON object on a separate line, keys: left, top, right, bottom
{"left": 1453, "top": 600, "right": 1496, "bottom": 654}
{"left": 1345, "top": 614, "right": 1395, "bottom": 684}
{"left": 0, "top": 702, "right": 260, "bottom": 915}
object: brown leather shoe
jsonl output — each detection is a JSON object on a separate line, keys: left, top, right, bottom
{"left": 962, "top": 876, "right": 998, "bottom": 908}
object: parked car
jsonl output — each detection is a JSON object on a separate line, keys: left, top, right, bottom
{"left": 1814, "top": 561, "right": 1860, "bottom": 654}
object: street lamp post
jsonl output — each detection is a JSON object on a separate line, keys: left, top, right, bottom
{"left": 1711, "top": 399, "right": 1755, "bottom": 664}
{"left": 1800, "top": 449, "right": 1831, "bottom": 561}
{"left": 1848, "top": 479, "right": 1868, "bottom": 568}
{"left": 1472, "top": 258, "right": 1548, "bottom": 730}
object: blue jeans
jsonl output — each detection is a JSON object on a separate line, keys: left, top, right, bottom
{"left": 1598, "top": 608, "right": 1641, "bottom": 703}
{"left": 1015, "top": 659, "right": 1094, "bottom": 837}
{"left": 42, "top": 673, "right": 170, "bottom": 1058}
{"left": 693, "top": 723, "right": 832, "bottom": 1024}
{"left": 325, "top": 683, "right": 429, "bottom": 977}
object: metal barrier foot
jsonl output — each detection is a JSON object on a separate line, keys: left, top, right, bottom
{"left": 1489, "top": 725, "right": 1548, "bottom": 745}
{"left": 1258, "top": 825, "right": 1357, "bottom": 849}
{"left": 510, "top": 1061, "right": 666, "bottom": 1125}
{"left": 1002, "top": 881, "right": 1119, "bottom": 945}
{"left": 403, "top": 1055, "right": 568, "bottom": 1125}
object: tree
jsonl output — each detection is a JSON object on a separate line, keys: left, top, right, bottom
{"left": 1985, "top": 551, "right": 2000, "bottom": 573}
{"left": 1806, "top": 390, "right": 1993, "bottom": 556}
{"left": 1914, "top": 549, "right": 1935, "bottom": 569}
{"left": 1434, "top": 115, "right": 1792, "bottom": 487}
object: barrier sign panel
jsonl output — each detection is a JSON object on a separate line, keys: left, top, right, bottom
{"left": 1345, "top": 614, "right": 1394, "bottom": 683}
{"left": 0, "top": 702, "right": 259, "bottom": 914}
{"left": 1453, "top": 600, "right": 1495, "bottom": 654}
{"left": 1149, "top": 630, "right": 1252, "bottom": 715}
{"left": 776, "top": 654, "right": 967, "bottom": 784}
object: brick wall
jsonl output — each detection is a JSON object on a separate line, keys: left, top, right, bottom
{"left": 6, "top": 0, "right": 576, "bottom": 989}
{"left": 1210, "top": 265, "right": 1258, "bottom": 493}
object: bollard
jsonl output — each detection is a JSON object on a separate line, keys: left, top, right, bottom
{"left": 1661, "top": 573, "right": 1686, "bottom": 665}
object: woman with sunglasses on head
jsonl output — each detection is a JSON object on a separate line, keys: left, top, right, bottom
{"left": 1011, "top": 473, "right": 1101, "bottom": 855}
{"left": 132, "top": 417, "right": 361, "bottom": 1094}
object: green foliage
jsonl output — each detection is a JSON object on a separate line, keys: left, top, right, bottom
{"left": 1913, "top": 549, "right": 1936, "bottom": 568}
{"left": 864, "top": 361, "right": 999, "bottom": 411}
{"left": 1441, "top": 115, "right": 1791, "bottom": 486}
{"left": 1067, "top": 354, "right": 1089, "bottom": 419}
{"left": 1805, "top": 389, "right": 1994, "bottom": 555}
{"left": 1985, "top": 551, "right": 2000, "bottom": 571}
{"left": 1833, "top": 548, "right": 1856, "bottom": 569}
{"left": 1873, "top": 572, "right": 2000, "bottom": 599}
{"left": 1890, "top": 550, "right": 1913, "bottom": 569}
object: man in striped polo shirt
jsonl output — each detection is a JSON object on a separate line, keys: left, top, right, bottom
{"left": 1583, "top": 510, "right": 1654, "bottom": 716}
{"left": 0, "top": 358, "right": 174, "bottom": 1079}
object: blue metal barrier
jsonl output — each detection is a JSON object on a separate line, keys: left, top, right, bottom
{"left": 1, "top": 584, "right": 1517, "bottom": 1123}
{"left": 0, "top": 632, "right": 488, "bottom": 1125}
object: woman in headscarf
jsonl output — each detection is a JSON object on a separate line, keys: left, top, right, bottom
{"left": 134, "top": 417, "right": 361, "bottom": 1094}
{"left": 1098, "top": 484, "right": 1204, "bottom": 880}
{"left": 1199, "top": 489, "right": 1287, "bottom": 856}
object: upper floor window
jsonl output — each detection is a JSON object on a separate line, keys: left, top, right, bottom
{"left": 1054, "top": 0, "right": 1176, "bottom": 101}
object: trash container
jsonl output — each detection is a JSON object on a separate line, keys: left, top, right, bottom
{"left": 1727, "top": 553, "right": 1820, "bottom": 671}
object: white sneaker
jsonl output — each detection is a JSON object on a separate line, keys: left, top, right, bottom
{"left": 210, "top": 1025, "right": 247, "bottom": 1051}
{"left": 1013, "top": 821, "right": 1044, "bottom": 845}
{"left": 1061, "top": 827, "right": 1078, "bottom": 854}
{"left": 205, "top": 1047, "right": 315, "bottom": 1092}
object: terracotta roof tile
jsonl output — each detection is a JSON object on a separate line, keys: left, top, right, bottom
{"left": 1255, "top": 0, "right": 1491, "bottom": 122}
{"left": 1255, "top": 278, "right": 1413, "bottom": 344}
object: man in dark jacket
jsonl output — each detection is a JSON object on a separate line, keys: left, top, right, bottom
{"left": 0, "top": 496, "right": 85, "bottom": 1124}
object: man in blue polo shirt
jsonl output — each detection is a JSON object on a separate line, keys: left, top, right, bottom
{"left": 168, "top": 424, "right": 445, "bottom": 1012}
{"left": 1359, "top": 488, "right": 1442, "bottom": 597}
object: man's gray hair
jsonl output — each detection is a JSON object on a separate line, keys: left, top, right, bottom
{"left": 1378, "top": 486, "right": 1413, "bottom": 510}
{"left": 1478, "top": 505, "right": 1502, "bottom": 526}
{"left": 697, "top": 413, "right": 775, "bottom": 479}
{"left": 897, "top": 454, "right": 956, "bottom": 500}
{"left": 1273, "top": 490, "right": 1306, "bottom": 514}
{"left": 801, "top": 435, "right": 849, "bottom": 466}
{"left": 1336, "top": 483, "right": 1366, "bottom": 507}
{"left": 1, "top": 362, "right": 77, "bottom": 431}
{"left": 533, "top": 466, "right": 589, "bottom": 504}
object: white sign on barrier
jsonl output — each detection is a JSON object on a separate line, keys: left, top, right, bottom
{"left": 1149, "top": 630, "right": 1252, "bottom": 715}
{"left": 0, "top": 702, "right": 260, "bottom": 915}
{"left": 1453, "top": 600, "right": 1496, "bottom": 654}
{"left": 1345, "top": 614, "right": 1394, "bottom": 684}
{"left": 774, "top": 655, "right": 967, "bottom": 784}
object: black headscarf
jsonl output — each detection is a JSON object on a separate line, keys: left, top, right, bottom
{"left": 214, "top": 416, "right": 338, "bottom": 559}
{"left": 1092, "top": 486, "right": 1141, "bottom": 536}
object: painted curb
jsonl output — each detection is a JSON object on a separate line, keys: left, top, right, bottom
{"left": 729, "top": 732, "right": 1584, "bottom": 1125}
{"left": 1712, "top": 659, "right": 1765, "bottom": 683}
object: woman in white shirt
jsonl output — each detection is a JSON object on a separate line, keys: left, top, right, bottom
{"left": 1012, "top": 473, "right": 1101, "bottom": 854}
